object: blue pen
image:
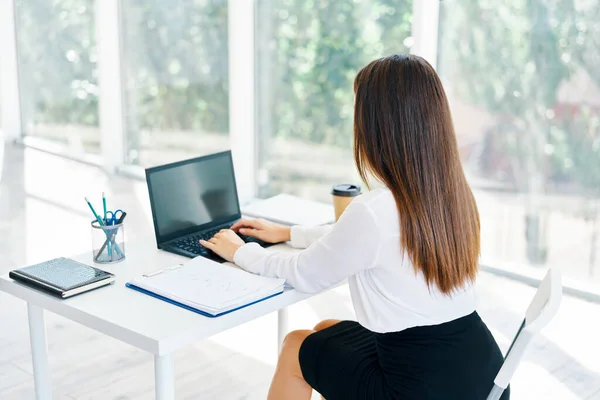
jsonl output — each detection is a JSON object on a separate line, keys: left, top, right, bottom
{"left": 102, "top": 192, "right": 110, "bottom": 258}
{"left": 85, "top": 197, "right": 105, "bottom": 227}
{"left": 102, "top": 192, "right": 107, "bottom": 223}
{"left": 85, "top": 197, "right": 123, "bottom": 258}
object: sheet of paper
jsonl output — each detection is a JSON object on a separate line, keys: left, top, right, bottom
{"left": 242, "top": 193, "right": 334, "bottom": 226}
{"left": 131, "top": 257, "right": 285, "bottom": 312}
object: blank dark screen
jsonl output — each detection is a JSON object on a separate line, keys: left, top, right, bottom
{"left": 148, "top": 154, "right": 240, "bottom": 239}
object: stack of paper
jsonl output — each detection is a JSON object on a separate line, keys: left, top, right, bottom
{"left": 242, "top": 193, "right": 334, "bottom": 226}
{"left": 127, "top": 257, "right": 285, "bottom": 317}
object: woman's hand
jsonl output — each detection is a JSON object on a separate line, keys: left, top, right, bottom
{"left": 200, "top": 229, "right": 245, "bottom": 263}
{"left": 231, "top": 218, "right": 291, "bottom": 243}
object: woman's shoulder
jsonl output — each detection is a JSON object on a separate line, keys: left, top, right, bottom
{"left": 349, "top": 187, "right": 399, "bottom": 230}
{"left": 354, "top": 187, "right": 394, "bottom": 207}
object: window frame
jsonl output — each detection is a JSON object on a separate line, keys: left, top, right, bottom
{"left": 0, "top": 0, "right": 22, "bottom": 142}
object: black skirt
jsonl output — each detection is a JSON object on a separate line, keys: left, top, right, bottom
{"left": 298, "top": 312, "right": 510, "bottom": 400}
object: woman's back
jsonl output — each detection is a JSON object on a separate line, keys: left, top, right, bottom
{"left": 290, "top": 188, "right": 507, "bottom": 399}
{"left": 345, "top": 188, "right": 476, "bottom": 333}
{"left": 282, "top": 192, "right": 508, "bottom": 398}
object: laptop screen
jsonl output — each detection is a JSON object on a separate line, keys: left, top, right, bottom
{"left": 145, "top": 151, "right": 241, "bottom": 242}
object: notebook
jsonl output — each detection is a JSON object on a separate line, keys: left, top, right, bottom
{"left": 9, "top": 257, "right": 115, "bottom": 298}
{"left": 126, "top": 256, "right": 285, "bottom": 318}
{"left": 242, "top": 193, "right": 334, "bottom": 226}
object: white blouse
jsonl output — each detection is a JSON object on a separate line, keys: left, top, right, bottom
{"left": 233, "top": 188, "right": 476, "bottom": 333}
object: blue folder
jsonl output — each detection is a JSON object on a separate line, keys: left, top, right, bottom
{"left": 126, "top": 282, "right": 284, "bottom": 318}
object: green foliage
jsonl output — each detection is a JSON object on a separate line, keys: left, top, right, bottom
{"left": 548, "top": 106, "right": 600, "bottom": 192}
{"left": 440, "top": 0, "right": 600, "bottom": 194}
{"left": 16, "top": 0, "right": 98, "bottom": 126}
{"left": 16, "top": 0, "right": 597, "bottom": 195}
{"left": 261, "top": 0, "right": 412, "bottom": 148}
{"left": 121, "top": 0, "right": 229, "bottom": 134}
{"left": 16, "top": 0, "right": 411, "bottom": 149}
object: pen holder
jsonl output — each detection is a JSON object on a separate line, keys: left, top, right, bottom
{"left": 91, "top": 220, "right": 126, "bottom": 264}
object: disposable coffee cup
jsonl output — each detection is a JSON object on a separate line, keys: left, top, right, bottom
{"left": 331, "top": 184, "right": 361, "bottom": 221}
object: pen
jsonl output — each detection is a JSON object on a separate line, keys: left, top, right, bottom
{"left": 86, "top": 196, "right": 111, "bottom": 259}
{"left": 115, "top": 211, "right": 127, "bottom": 225}
{"left": 102, "top": 192, "right": 107, "bottom": 224}
{"left": 85, "top": 197, "right": 105, "bottom": 227}
{"left": 102, "top": 193, "right": 110, "bottom": 258}
{"left": 111, "top": 211, "right": 127, "bottom": 258}
{"left": 142, "top": 263, "right": 183, "bottom": 278}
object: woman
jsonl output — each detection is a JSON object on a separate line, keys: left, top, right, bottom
{"left": 200, "top": 54, "right": 509, "bottom": 400}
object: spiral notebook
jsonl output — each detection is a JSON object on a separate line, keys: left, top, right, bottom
{"left": 126, "top": 257, "right": 285, "bottom": 317}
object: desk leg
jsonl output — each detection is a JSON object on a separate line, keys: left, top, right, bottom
{"left": 277, "top": 307, "right": 289, "bottom": 353}
{"left": 154, "top": 353, "right": 174, "bottom": 400}
{"left": 27, "top": 303, "right": 52, "bottom": 400}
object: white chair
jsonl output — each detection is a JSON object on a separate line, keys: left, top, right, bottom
{"left": 486, "top": 268, "right": 562, "bottom": 400}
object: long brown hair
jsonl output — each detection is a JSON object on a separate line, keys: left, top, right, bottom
{"left": 353, "top": 54, "right": 480, "bottom": 294}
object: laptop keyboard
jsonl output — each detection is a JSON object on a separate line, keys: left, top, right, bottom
{"left": 170, "top": 223, "right": 266, "bottom": 257}
{"left": 170, "top": 226, "right": 225, "bottom": 256}
{"left": 169, "top": 221, "right": 271, "bottom": 259}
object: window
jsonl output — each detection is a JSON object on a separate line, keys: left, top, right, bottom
{"left": 15, "top": 0, "right": 99, "bottom": 153}
{"left": 121, "top": 0, "right": 229, "bottom": 167}
{"left": 438, "top": 0, "right": 600, "bottom": 286}
{"left": 255, "top": 0, "right": 413, "bottom": 201}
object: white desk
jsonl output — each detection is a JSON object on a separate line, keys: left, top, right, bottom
{"left": 0, "top": 240, "right": 313, "bottom": 400}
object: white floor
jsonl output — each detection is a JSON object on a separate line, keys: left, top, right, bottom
{"left": 1, "top": 145, "right": 599, "bottom": 399}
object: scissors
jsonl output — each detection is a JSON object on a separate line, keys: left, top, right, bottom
{"left": 105, "top": 209, "right": 125, "bottom": 226}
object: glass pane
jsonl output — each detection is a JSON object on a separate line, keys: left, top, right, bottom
{"left": 122, "top": 0, "right": 229, "bottom": 167}
{"left": 15, "top": 0, "right": 99, "bottom": 153}
{"left": 438, "top": 0, "right": 600, "bottom": 288}
{"left": 256, "top": 0, "right": 413, "bottom": 201}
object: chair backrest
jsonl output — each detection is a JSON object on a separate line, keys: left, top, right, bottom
{"left": 486, "top": 268, "right": 562, "bottom": 400}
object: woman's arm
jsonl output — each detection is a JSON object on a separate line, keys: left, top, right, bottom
{"left": 288, "top": 225, "right": 333, "bottom": 248}
{"left": 233, "top": 201, "right": 381, "bottom": 293}
{"left": 229, "top": 218, "right": 332, "bottom": 249}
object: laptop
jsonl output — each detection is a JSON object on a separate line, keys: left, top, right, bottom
{"left": 145, "top": 151, "right": 271, "bottom": 262}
